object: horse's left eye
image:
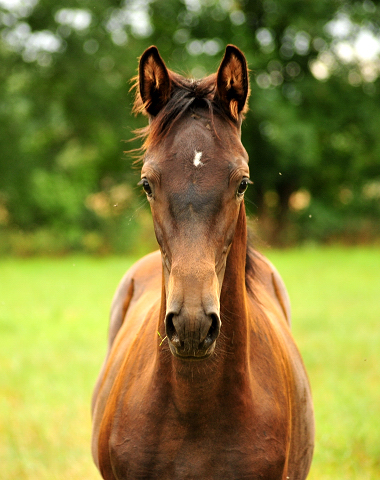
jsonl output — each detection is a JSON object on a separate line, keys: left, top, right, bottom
{"left": 237, "top": 178, "right": 250, "bottom": 196}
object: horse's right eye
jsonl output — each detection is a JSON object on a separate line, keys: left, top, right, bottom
{"left": 139, "top": 178, "right": 152, "bottom": 197}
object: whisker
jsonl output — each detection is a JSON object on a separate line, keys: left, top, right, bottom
{"left": 244, "top": 197, "right": 258, "bottom": 209}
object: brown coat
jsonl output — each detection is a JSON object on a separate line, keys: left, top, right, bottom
{"left": 92, "top": 45, "right": 314, "bottom": 480}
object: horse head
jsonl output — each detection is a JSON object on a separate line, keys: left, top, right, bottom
{"left": 136, "top": 45, "right": 250, "bottom": 359}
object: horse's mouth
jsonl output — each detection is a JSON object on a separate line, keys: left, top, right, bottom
{"left": 167, "top": 340, "right": 216, "bottom": 361}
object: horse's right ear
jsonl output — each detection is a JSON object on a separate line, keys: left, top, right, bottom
{"left": 138, "top": 46, "right": 171, "bottom": 117}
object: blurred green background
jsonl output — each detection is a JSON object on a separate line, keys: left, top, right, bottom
{"left": 1, "top": 1, "right": 380, "bottom": 479}
{"left": 1, "top": 0, "right": 380, "bottom": 254}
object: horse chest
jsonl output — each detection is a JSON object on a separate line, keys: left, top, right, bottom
{"left": 109, "top": 435, "right": 286, "bottom": 480}
{"left": 107, "top": 398, "right": 288, "bottom": 480}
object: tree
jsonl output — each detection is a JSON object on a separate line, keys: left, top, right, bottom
{"left": 1, "top": 0, "right": 380, "bottom": 253}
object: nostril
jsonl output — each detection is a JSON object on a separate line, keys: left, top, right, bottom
{"left": 204, "top": 314, "right": 221, "bottom": 347}
{"left": 165, "top": 313, "right": 181, "bottom": 348}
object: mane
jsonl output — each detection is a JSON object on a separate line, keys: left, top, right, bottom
{"left": 130, "top": 71, "right": 237, "bottom": 162}
{"left": 245, "top": 233, "right": 260, "bottom": 298}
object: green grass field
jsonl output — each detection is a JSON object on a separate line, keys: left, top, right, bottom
{"left": 1, "top": 247, "right": 379, "bottom": 479}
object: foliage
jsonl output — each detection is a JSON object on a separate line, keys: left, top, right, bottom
{"left": 1, "top": 0, "right": 380, "bottom": 252}
{"left": 1, "top": 248, "right": 379, "bottom": 478}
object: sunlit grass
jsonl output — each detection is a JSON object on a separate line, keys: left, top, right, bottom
{"left": 1, "top": 248, "right": 379, "bottom": 479}
{"left": 0, "top": 256, "right": 136, "bottom": 479}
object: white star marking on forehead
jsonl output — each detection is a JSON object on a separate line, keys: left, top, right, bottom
{"left": 193, "top": 150, "right": 204, "bottom": 167}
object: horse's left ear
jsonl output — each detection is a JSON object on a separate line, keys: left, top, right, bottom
{"left": 215, "top": 45, "right": 249, "bottom": 120}
{"left": 138, "top": 45, "right": 171, "bottom": 116}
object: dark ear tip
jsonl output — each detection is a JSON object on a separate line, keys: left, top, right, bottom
{"left": 224, "top": 44, "right": 246, "bottom": 62}
{"left": 140, "top": 45, "right": 160, "bottom": 62}
{"left": 225, "top": 44, "right": 241, "bottom": 53}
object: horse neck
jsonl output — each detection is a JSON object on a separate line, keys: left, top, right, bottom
{"left": 221, "top": 202, "right": 248, "bottom": 304}
{"left": 219, "top": 202, "right": 250, "bottom": 362}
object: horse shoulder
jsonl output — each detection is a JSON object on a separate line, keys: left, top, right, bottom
{"left": 92, "top": 250, "right": 162, "bottom": 468}
{"left": 92, "top": 251, "right": 161, "bottom": 407}
{"left": 248, "top": 250, "right": 314, "bottom": 475}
